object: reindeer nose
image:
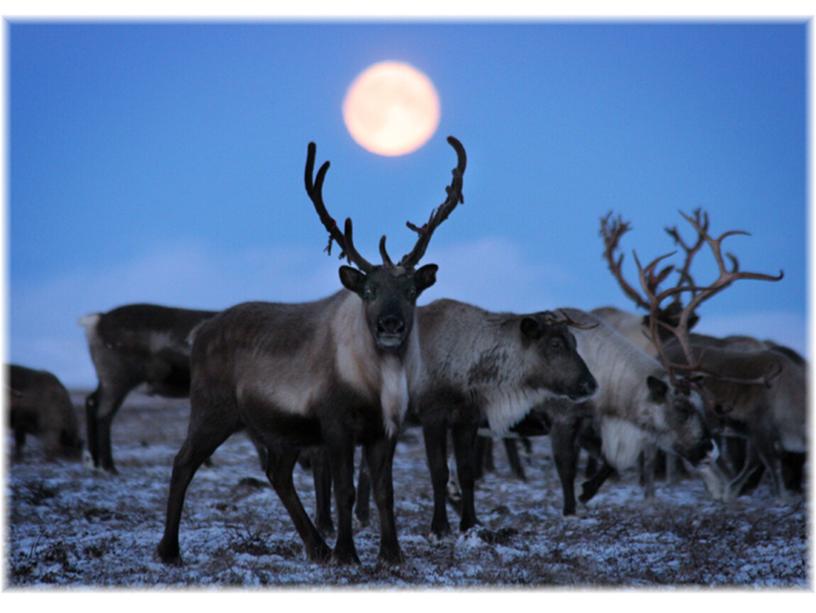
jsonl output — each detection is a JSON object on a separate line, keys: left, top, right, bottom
{"left": 377, "top": 315, "right": 405, "bottom": 335}
{"left": 580, "top": 375, "right": 598, "bottom": 397}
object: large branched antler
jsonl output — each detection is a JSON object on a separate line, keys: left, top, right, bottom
{"left": 304, "top": 142, "right": 375, "bottom": 272}
{"left": 664, "top": 208, "right": 709, "bottom": 301}
{"left": 650, "top": 211, "right": 784, "bottom": 359}
{"left": 600, "top": 213, "right": 652, "bottom": 311}
{"left": 398, "top": 136, "right": 467, "bottom": 269}
{"left": 601, "top": 209, "right": 784, "bottom": 386}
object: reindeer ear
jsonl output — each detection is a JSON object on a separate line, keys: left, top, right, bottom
{"left": 646, "top": 375, "right": 669, "bottom": 402}
{"left": 521, "top": 317, "right": 542, "bottom": 340}
{"left": 414, "top": 264, "right": 438, "bottom": 295}
{"left": 339, "top": 266, "right": 367, "bottom": 295}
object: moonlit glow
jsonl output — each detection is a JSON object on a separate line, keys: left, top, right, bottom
{"left": 342, "top": 61, "right": 441, "bottom": 156}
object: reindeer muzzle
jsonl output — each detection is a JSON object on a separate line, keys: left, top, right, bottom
{"left": 567, "top": 374, "right": 598, "bottom": 402}
{"left": 376, "top": 315, "right": 407, "bottom": 349}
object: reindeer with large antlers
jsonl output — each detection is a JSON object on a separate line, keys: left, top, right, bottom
{"left": 593, "top": 210, "right": 797, "bottom": 501}
{"left": 157, "top": 137, "right": 466, "bottom": 566}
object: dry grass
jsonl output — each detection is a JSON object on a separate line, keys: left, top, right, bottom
{"left": 4, "top": 391, "right": 809, "bottom": 589}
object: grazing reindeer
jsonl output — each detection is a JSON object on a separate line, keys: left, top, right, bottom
{"left": 580, "top": 210, "right": 784, "bottom": 503}
{"left": 7, "top": 364, "right": 83, "bottom": 461}
{"left": 662, "top": 334, "right": 805, "bottom": 500}
{"left": 720, "top": 339, "right": 807, "bottom": 494}
{"left": 157, "top": 136, "right": 467, "bottom": 566}
{"left": 80, "top": 304, "right": 217, "bottom": 473}
{"left": 413, "top": 301, "right": 598, "bottom": 537}
{"left": 541, "top": 309, "right": 718, "bottom": 515}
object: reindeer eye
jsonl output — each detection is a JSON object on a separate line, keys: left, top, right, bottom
{"left": 549, "top": 337, "right": 564, "bottom": 351}
{"left": 363, "top": 286, "right": 377, "bottom": 301}
{"left": 406, "top": 286, "right": 417, "bottom": 300}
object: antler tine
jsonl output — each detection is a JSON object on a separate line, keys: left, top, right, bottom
{"left": 599, "top": 212, "right": 651, "bottom": 310}
{"left": 632, "top": 250, "right": 702, "bottom": 385}
{"left": 399, "top": 136, "right": 467, "bottom": 269}
{"left": 676, "top": 213, "right": 783, "bottom": 324}
{"left": 554, "top": 309, "right": 599, "bottom": 330}
{"left": 340, "top": 218, "right": 375, "bottom": 272}
{"left": 304, "top": 142, "right": 374, "bottom": 272}
{"left": 379, "top": 235, "right": 395, "bottom": 267}
{"left": 665, "top": 208, "right": 709, "bottom": 296}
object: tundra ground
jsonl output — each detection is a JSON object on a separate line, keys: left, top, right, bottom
{"left": 4, "top": 391, "right": 809, "bottom": 588}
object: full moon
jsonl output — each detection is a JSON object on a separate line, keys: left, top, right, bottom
{"left": 342, "top": 61, "right": 441, "bottom": 156}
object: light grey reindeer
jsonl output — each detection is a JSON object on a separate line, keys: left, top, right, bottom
{"left": 80, "top": 304, "right": 217, "bottom": 473}
{"left": 579, "top": 210, "right": 785, "bottom": 504}
{"left": 539, "top": 308, "right": 719, "bottom": 515}
{"left": 157, "top": 136, "right": 467, "bottom": 566}
{"left": 411, "top": 300, "right": 598, "bottom": 537}
{"left": 595, "top": 308, "right": 806, "bottom": 499}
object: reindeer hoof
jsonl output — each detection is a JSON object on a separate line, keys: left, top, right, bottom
{"left": 459, "top": 517, "right": 481, "bottom": 533}
{"left": 430, "top": 521, "right": 450, "bottom": 540}
{"left": 578, "top": 486, "right": 594, "bottom": 504}
{"left": 156, "top": 541, "right": 183, "bottom": 566}
{"left": 331, "top": 547, "right": 360, "bottom": 565}
{"left": 378, "top": 547, "right": 404, "bottom": 566}
{"left": 307, "top": 542, "right": 332, "bottom": 563}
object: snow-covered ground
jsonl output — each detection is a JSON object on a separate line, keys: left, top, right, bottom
{"left": 4, "top": 391, "right": 809, "bottom": 588}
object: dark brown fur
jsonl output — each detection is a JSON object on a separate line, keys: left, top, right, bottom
{"left": 7, "top": 364, "right": 83, "bottom": 461}
{"left": 80, "top": 303, "right": 217, "bottom": 472}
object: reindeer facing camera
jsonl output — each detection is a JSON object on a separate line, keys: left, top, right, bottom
{"left": 157, "top": 137, "right": 467, "bottom": 566}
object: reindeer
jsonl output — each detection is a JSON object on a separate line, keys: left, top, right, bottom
{"left": 7, "top": 364, "right": 83, "bottom": 461}
{"left": 662, "top": 334, "right": 805, "bottom": 500}
{"left": 79, "top": 304, "right": 218, "bottom": 473}
{"left": 580, "top": 210, "right": 785, "bottom": 503}
{"left": 157, "top": 136, "right": 467, "bottom": 566}
{"left": 715, "top": 338, "right": 808, "bottom": 494}
{"left": 412, "top": 301, "right": 598, "bottom": 537}
{"left": 540, "top": 309, "right": 718, "bottom": 515}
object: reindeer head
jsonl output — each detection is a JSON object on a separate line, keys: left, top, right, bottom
{"left": 644, "top": 374, "right": 716, "bottom": 466}
{"left": 519, "top": 310, "right": 598, "bottom": 401}
{"left": 600, "top": 209, "right": 783, "bottom": 465}
{"left": 305, "top": 137, "right": 466, "bottom": 352}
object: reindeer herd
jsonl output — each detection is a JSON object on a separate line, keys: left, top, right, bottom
{"left": 7, "top": 136, "right": 807, "bottom": 571}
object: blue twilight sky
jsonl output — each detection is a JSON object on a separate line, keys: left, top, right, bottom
{"left": 7, "top": 21, "right": 807, "bottom": 386}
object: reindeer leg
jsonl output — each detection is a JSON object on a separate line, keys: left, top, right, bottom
{"left": 504, "top": 438, "right": 527, "bottom": 481}
{"left": 309, "top": 447, "right": 334, "bottom": 537}
{"left": 364, "top": 436, "right": 403, "bottom": 564}
{"left": 782, "top": 451, "right": 805, "bottom": 494}
{"left": 451, "top": 422, "right": 479, "bottom": 532}
{"left": 266, "top": 445, "right": 331, "bottom": 563}
{"left": 579, "top": 461, "right": 615, "bottom": 504}
{"left": 473, "top": 436, "right": 491, "bottom": 480}
{"left": 94, "top": 381, "right": 135, "bottom": 474}
{"left": 640, "top": 445, "right": 657, "bottom": 500}
{"left": 328, "top": 437, "right": 359, "bottom": 564}
{"left": 157, "top": 418, "right": 236, "bottom": 565}
{"left": 84, "top": 387, "right": 100, "bottom": 465}
{"left": 422, "top": 421, "right": 451, "bottom": 538}
{"left": 13, "top": 428, "right": 26, "bottom": 462}
{"left": 550, "top": 417, "right": 581, "bottom": 515}
{"left": 355, "top": 452, "right": 371, "bottom": 526}
{"left": 727, "top": 442, "right": 763, "bottom": 499}
{"left": 751, "top": 434, "right": 787, "bottom": 500}
{"left": 584, "top": 455, "right": 598, "bottom": 478}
